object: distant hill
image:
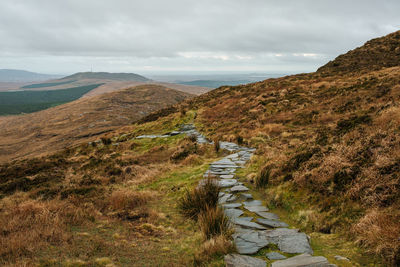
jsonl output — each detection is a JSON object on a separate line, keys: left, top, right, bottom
{"left": 177, "top": 79, "right": 252, "bottom": 88}
{"left": 61, "top": 72, "right": 150, "bottom": 82}
{"left": 0, "top": 69, "right": 61, "bottom": 82}
{"left": 318, "top": 30, "right": 400, "bottom": 74}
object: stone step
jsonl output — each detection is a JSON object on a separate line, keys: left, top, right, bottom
{"left": 225, "top": 254, "right": 266, "bottom": 267}
{"left": 256, "top": 218, "right": 289, "bottom": 228}
{"left": 230, "top": 185, "right": 250, "bottom": 192}
{"left": 244, "top": 205, "right": 269, "bottom": 213}
{"left": 271, "top": 253, "right": 337, "bottom": 267}
{"left": 233, "top": 218, "right": 267, "bottom": 230}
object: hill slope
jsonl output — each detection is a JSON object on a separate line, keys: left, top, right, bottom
{"left": 0, "top": 69, "right": 61, "bottom": 82}
{"left": 318, "top": 30, "right": 400, "bottom": 74}
{"left": 0, "top": 84, "right": 192, "bottom": 162}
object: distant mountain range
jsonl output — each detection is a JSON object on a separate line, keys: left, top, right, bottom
{"left": 0, "top": 69, "right": 61, "bottom": 82}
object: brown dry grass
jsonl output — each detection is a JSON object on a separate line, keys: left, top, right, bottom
{"left": 194, "top": 235, "right": 234, "bottom": 265}
{"left": 198, "top": 206, "right": 232, "bottom": 239}
{"left": 0, "top": 84, "right": 193, "bottom": 163}
{"left": 0, "top": 194, "right": 94, "bottom": 264}
{"left": 352, "top": 209, "right": 400, "bottom": 265}
{"left": 109, "top": 189, "right": 154, "bottom": 211}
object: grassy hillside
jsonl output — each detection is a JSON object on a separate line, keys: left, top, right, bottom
{"left": 0, "top": 84, "right": 103, "bottom": 115}
{"left": 0, "top": 31, "right": 399, "bottom": 266}
{"left": 0, "top": 85, "right": 192, "bottom": 163}
{"left": 178, "top": 80, "right": 252, "bottom": 88}
{"left": 142, "top": 31, "right": 400, "bottom": 265}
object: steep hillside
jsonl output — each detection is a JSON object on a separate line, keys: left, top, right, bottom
{"left": 318, "top": 30, "right": 400, "bottom": 74}
{"left": 0, "top": 84, "right": 192, "bottom": 162}
{"left": 61, "top": 72, "right": 150, "bottom": 82}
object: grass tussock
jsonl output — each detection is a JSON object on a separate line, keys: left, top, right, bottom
{"left": 109, "top": 189, "right": 154, "bottom": 211}
{"left": 255, "top": 164, "right": 271, "bottom": 189}
{"left": 178, "top": 178, "right": 220, "bottom": 219}
{"left": 198, "top": 206, "right": 232, "bottom": 239}
{"left": 194, "top": 235, "right": 234, "bottom": 265}
{"left": 179, "top": 178, "right": 232, "bottom": 266}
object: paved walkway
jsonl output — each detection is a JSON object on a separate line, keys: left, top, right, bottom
{"left": 137, "top": 124, "right": 337, "bottom": 267}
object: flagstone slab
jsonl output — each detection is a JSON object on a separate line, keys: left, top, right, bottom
{"left": 230, "top": 185, "right": 249, "bottom": 192}
{"left": 256, "top": 218, "right": 289, "bottom": 228}
{"left": 233, "top": 218, "right": 267, "bottom": 230}
{"left": 255, "top": 211, "right": 280, "bottom": 220}
{"left": 224, "top": 208, "right": 244, "bottom": 219}
{"left": 243, "top": 200, "right": 263, "bottom": 206}
{"left": 225, "top": 254, "right": 266, "bottom": 267}
{"left": 244, "top": 205, "right": 269, "bottom": 212}
{"left": 271, "top": 253, "right": 336, "bottom": 267}
{"left": 233, "top": 230, "right": 270, "bottom": 254}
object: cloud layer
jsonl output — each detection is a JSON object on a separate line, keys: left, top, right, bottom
{"left": 0, "top": 0, "right": 399, "bottom": 74}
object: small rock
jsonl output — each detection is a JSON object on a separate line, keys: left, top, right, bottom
{"left": 220, "top": 174, "right": 235, "bottom": 179}
{"left": 241, "top": 193, "right": 253, "bottom": 199}
{"left": 334, "top": 255, "right": 350, "bottom": 261}
{"left": 225, "top": 254, "right": 266, "bottom": 267}
{"left": 266, "top": 252, "right": 287, "bottom": 260}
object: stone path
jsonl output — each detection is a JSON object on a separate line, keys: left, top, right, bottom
{"left": 135, "top": 124, "right": 337, "bottom": 267}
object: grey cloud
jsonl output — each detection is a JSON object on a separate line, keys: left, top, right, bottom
{"left": 0, "top": 0, "right": 399, "bottom": 74}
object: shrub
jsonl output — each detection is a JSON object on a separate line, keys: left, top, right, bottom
{"left": 178, "top": 178, "right": 220, "bottom": 219}
{"left": 282, "top": 148, "right": 319, "bottom": 173}
{"left": 236, "top": 135, "right": 244, "bottom": 145}
{"left": 179, "top": 106, "right": 186, "bottom": 116}
{"left": 213, "top": 138, "right": 220, "bottom": 153}
{"left": 198, "top": 206, "right": 231, "bottom": 239}
{"left": 256, "top": 165, "right": 271, "bottom": 188}
{"left": 336, "top": 114, "right": 372, "bottom": 134}
{"left": 101, "top": 137, "right": 112, "bottom": 145}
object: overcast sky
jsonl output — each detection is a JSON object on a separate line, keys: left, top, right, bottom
{"left": 0, "top": 0, "right": 399, "bottom": 75}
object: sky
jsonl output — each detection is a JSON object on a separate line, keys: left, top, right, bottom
{"left": 0, "top": 0, "right": 399, "bottom": 75}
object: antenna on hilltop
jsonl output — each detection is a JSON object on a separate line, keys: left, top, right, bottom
{"left": 90, "top": 66, "right": 93, "bottom": 72}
